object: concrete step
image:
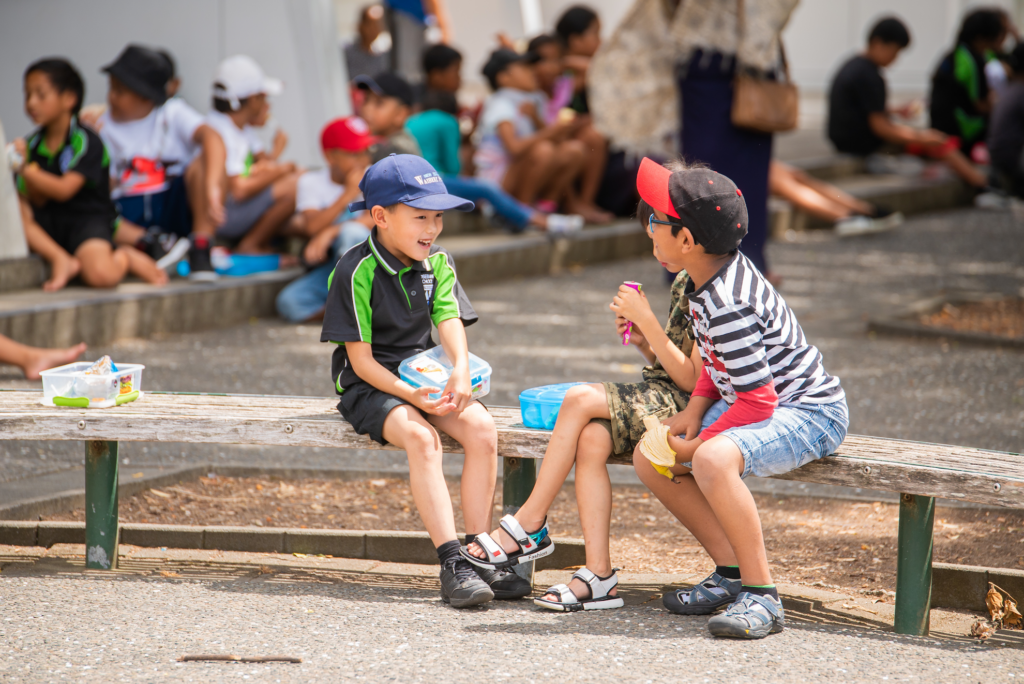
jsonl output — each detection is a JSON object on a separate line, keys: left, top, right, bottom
{"left": 0, "top": 221, "right": 649, "bottom": 347}
{"left": 0, "top": 256, "right": 46, "bottom": 293}
{"left": 0, "top": 269, "right": 300, "bottom": 348}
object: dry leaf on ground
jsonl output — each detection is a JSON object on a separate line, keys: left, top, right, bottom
{"left": 971, "top": 619, "right": 998, "bottom": 640}
{"left": 987, "top": 583, "right": 1005, "bottom": 621}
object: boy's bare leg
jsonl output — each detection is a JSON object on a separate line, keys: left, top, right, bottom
{"left": 74, "top": 239, "right": 130, "bottom": 289}
{"left": 540, "top": 422, "right": 619, "bottom": 601}
{"left": 689, "top": 436, "right": 772, "bottom": 586}
{"left": 0, "top": 333, "right": 86, "bottom": 380}
{"left": 466, "top": 383, "right": 610, "bottom": 559}
{"left": 541, "top": 140, "right": 586, "bottom": 206}
{"left": 785, "top": 166, "right": 875, "bottom": 216}
{"left": 428, "top": 402, "right": 497, "bottom": 536}
{"left": 235, "top": 173, "right": 300, "bottom": 254}
{"left": 503, "top": 140, "right": 556, "bottom": 205}
{"left": 769, "top": 164, "right": 857, "bottom": 223}
{"left": 185, "top": 152, "right": 224, "bottom": 239}
{"left": 20, "top": 200, "right": 80, "bottom": 291}
{"left": 121, "top": 245, "right": 169, "bottom": 286}
{"left": 576, "top": 124, "right": 607, "bottom": 209}
{"left": 633, "top": 447, "right": 738, "bottom": 567}
{"left": 383, "top": 405, "right": 458, "bottom": 546}
{"left": 112, "top": 218, "right": 147, "bottom": 247}
{"left": 940, "top": 149, "right": 988, "bottom": 188}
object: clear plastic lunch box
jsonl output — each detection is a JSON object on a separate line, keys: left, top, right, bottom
{"left": 39, "top": 362, "right": 145, "bottom": 409}
{"left": 398, "top": 347, "right": 491, "bottom": 401}
{"left": 518, "top": 382, "right": 585, "bottom": 430}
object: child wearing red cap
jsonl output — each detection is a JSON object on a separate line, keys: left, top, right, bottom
{"left": 275, "top": 116, "right": 377, "bottom": 322}
{"left": 623, "top": 158, "right": 848, "bottom": 639}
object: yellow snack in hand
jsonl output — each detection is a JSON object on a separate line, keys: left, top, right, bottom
{"left": 638, "top": 415, "right": 677, "bottom": 479}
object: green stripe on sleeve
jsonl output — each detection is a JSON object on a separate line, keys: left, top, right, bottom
{"left": 429, "top": 252, "right": 460, "bottom": 326}
{"left": 67, "top": 128, "right": 88, "bottom": 170}
{"left": 351, "top": 255, "right": 376, "bottom": 343}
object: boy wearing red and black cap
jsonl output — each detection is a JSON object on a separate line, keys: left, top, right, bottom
{"left": 619, "top": 158, "right": 849, "bottom": 639}
{"left": 275, "top": 116, "right": 378, "bottom": 322}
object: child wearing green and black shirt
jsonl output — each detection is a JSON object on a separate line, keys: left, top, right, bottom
{"left": 15, "top": 58, "right": 165, "bottom": 291}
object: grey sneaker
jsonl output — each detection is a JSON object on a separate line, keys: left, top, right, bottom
{"left": 440, "top": 558, "right": 494, "bottom": 608}
{"left": 707, "top": 592, "right": 785, "bottom": 639}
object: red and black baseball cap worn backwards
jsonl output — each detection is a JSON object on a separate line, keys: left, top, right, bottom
{"left": 636, "top": 157, "right": 748, "bottom": 255}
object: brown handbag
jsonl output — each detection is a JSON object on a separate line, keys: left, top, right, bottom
{"left": 731, "top": 0, "right": 799, "bottom": 133}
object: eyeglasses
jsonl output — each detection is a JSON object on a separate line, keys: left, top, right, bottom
{"left": 647, "top": 214, "right": 683, "bottom": 236}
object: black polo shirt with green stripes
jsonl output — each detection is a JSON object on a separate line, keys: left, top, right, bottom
{"left": 320, "top": 229, "right": 477, "bottom": 393}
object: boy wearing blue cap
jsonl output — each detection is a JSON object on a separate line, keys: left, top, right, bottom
{"left": 320, "top": 154, "right": 526, "bottom": 608}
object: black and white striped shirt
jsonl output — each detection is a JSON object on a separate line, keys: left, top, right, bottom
{"left": 684, "top": 252, "right": 844, "bottom": 407}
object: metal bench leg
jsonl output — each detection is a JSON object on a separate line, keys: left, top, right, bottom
{"left": 502, "top": 456, "right": 538, "bottom": 583}
{"left": 85, "top": 441, "right": 119, "bottom": 570}
{"left": 894, "top": 493, "right": 934, "bottom": 636}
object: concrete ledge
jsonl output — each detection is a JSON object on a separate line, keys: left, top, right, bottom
{"left": 933, "top": 562, "right": 1024, "bottom": 611}
{"left": 0, "top": 521, "right": 586, "bottom": 569}
{"left": 203, "top": 526, "right": 285, "bottom": 553}
{"left": 119, "top": 523, "right": 204, "bottom": 550}
{"left": 0, "top": 256, "right": 46, "bottom": 293}
{"left": 284, "top": 529, "right": 365, "bottom": 558}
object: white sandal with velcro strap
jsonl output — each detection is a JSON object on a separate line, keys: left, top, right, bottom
{"left": 460, "top": 514, "right": 554, "bottom": 570}
{"left": 534, "top": 567, "right": 624, "bottom": 612}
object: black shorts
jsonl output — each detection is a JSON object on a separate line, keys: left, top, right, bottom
{"left": 337, "top": 381, "right": 423, "bottom": 446}
{"left": 33, "top": 207, "right": 114, "bottom": 255}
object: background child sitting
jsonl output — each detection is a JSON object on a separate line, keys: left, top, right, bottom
{"left": 276, "top": 116, "right": 377, "bottom": 323}
{"left": 204, "top": 55, "right": 299, "bottom": 264}
{"left": 15, "top": 58, "right": 165, "bottom": 291}
{"left": 96, "top": 44, "right": 226, "bottom": 277}
{"left": 354, "top": 72, "right": 422, "bottom": 160}
{"left": 407, "top": 49, "right": 583, "bottom": 234}
{"left": 474, "top": 48, "right": 590, "bottom": 218}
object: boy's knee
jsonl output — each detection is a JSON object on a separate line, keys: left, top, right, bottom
{"left": 529, "top": 140, "right": 555, "bottom": 163}
{"left": 690, "top": 440, "right": 742, "bottom": 483}
{"left": 402, "top": 421, "right": 442, "bottom": 458}
{"left": 562, "top": 384, "right": 603, "bottom": 415}
{"left": 463, "top": 406, "right": 497, "bottom": 449}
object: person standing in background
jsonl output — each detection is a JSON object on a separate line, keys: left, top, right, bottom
{"left": 384, "top": 0, "right": 451, "bottom": 85}
{"left": 344, "top": 5, "right": 391, "bottom": 82}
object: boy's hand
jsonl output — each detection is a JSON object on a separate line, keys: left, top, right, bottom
{"left": 519, "top": 100, "right": 538, "bottom": 119}
{"left": 666, "top": 408, "right": 702, "bottom": 441}
{"left": 615, "top": 314, "right": 647, "bottom": 348}
{"left": 345, "top": 164, "right": 367, "bottom": 190}
{"left": 610, "top": 284, "right": 656, "bottom": 335}
{"left": 303, "top": 227, "right": 336, "bottom": 265}
{"left": 271, "top": 129, "right": 289, "bottom": 159}
{"left": 411, "top": 386, "right": 458, "bottom": 416}
{"left": 442, "top": 365, "right": 473, "bottom": 412}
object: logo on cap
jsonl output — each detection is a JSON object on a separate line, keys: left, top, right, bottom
{"left": 414, "top": 173, "right": 442, "bottom": 186}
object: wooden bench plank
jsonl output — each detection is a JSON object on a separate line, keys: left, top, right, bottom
{"left": 1, "top": 391, "right": 1020, "bottom": 508}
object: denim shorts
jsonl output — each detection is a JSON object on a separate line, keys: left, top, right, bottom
{"left": 680, "top": 396, "right": 850, "bottom": 479}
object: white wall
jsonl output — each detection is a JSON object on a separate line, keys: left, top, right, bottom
{"left": 0, "top": 0, "right": 350, "bottom": 168}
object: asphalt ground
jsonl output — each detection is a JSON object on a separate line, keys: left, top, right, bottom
{"left": 1, "top": 547, "right": 1022, "bottom": 684}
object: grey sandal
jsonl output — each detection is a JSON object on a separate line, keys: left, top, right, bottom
{"left": 707, "top": 592, "right": 785, "bottom": 639}
{"left": 663, "top": 572, "right": 741, "bottom": 615}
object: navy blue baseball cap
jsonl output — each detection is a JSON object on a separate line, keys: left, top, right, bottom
{"left": 349, "top": 154, "right": 475, "bottom": 213}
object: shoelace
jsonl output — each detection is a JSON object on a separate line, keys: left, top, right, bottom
{"left": 447, "top": 558, "right": 482, "bottom": 584}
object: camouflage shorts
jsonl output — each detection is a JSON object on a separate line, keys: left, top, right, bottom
{"left": 592, "top": 380, "right": 690, "bottom": 459}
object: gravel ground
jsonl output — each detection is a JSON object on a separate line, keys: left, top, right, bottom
{"left": 2, "top": 562, "right": 1023, "bottom": 684}
{"left": 47, "top": 474, "right": 1024, "bottom": 594}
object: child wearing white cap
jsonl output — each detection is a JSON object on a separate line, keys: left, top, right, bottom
{"left": 202, "top": 55, "right": 299, "bottom": 270}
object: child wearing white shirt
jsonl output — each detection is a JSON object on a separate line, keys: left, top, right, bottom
{"left": 276, "top": 117, "right": 376, "bottom": 322}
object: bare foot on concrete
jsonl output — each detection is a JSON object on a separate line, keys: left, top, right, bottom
{"left": 123, "top": 247, "right": 169, "bottom": 286}
{"left": 42, "top": 254, "right": 81, "bottom": 292}
{"left": 20, "top": 342, "right": 87, "bottom": 380}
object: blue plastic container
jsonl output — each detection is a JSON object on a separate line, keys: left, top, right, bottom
{"left": 398, "top": 347, "right": 492, "bottom": 401}
{"left": 518, "top": 382, "right": 586, "bottom": 430}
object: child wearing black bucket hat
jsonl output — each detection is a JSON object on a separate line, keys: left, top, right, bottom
{"left": 619, "top": 158, "right": 850, "bottom": 639}
{"left": 96, "top": 44, "right": 228, "bottom": 280}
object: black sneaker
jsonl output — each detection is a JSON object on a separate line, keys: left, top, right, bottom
{"left": 440, "top": 558, "right": 494, "bottom": 608}
{"left": 146, "top": 231, "right": 190, "bottom": 271}
{"left": 188, "top": 238, "right": 217, "bottom": 282}
{"left": 472, "top": 564, "right": 532, "bottom": 600}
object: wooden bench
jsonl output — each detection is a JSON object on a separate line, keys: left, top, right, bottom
{"left": 1, "top": 390, "right": 1020, "bottom": 636}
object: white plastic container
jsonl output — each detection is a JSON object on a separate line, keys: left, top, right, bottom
{"left": 40, "top": 362, "right": 145, "bottom": 408}
{"left": 398, "top": 347, "right": 491, "bottom": 401}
